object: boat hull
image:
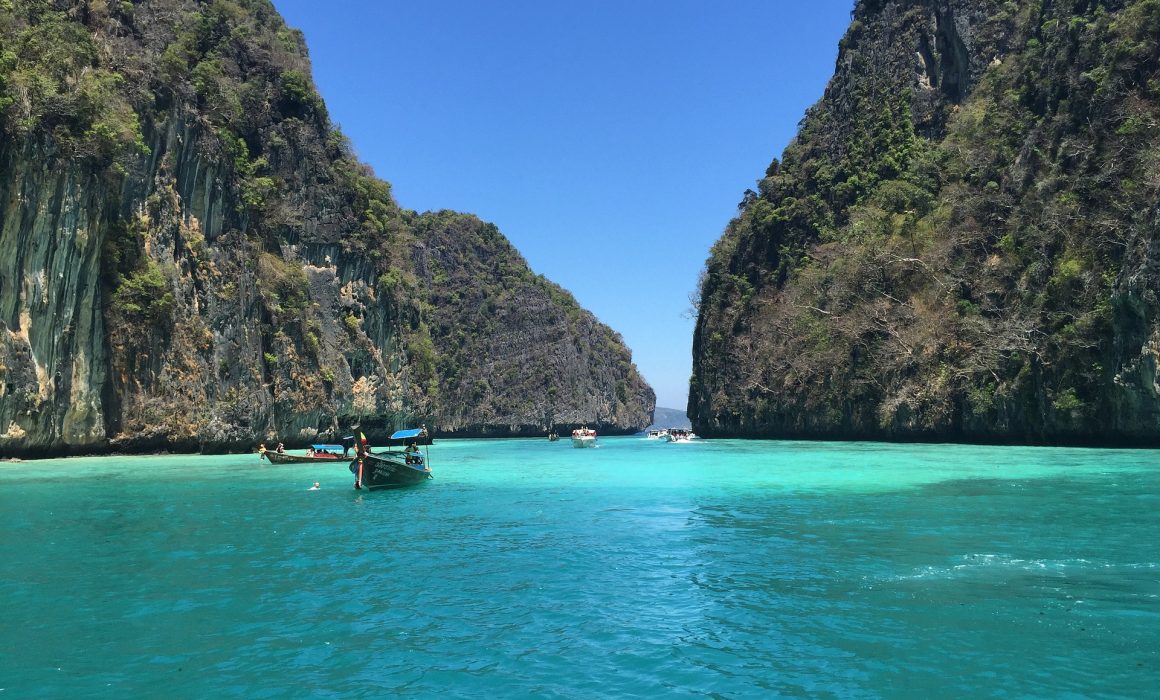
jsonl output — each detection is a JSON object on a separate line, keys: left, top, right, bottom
{"left": 261, "top": 451, "right": 345, "bottom": 464}
{"left": 350, "top": 452, "right": 432, "bottom": 490}
{"left": 571, "top": 436, "right": 597, "bottom": 448}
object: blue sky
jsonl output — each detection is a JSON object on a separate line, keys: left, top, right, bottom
{"left": 270, "top": 0, "right": 854, "bottom": 410}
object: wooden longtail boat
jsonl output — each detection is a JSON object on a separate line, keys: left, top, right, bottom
{"left": 260, "top": 443, "right": 349, "bottom": 464}
{"left": 349, "top": 428, "right": 433, "bottom": 490}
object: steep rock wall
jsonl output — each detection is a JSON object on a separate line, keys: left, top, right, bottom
{"left": 0, "top": 137, "right": 111, "bottom": 451}
{"left": 0, "top": 109, "right": 417, "bottom": 455}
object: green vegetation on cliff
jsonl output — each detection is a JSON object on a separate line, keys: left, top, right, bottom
{"left": 692, "top": 0, "right": 1160, "bottom": 445}
{"left": 0, "top": 0, "right": 148, "bottom": 173}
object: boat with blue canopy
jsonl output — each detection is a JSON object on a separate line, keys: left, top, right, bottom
{"left": 348, "top": 427, "right": 434, "bottom": 490}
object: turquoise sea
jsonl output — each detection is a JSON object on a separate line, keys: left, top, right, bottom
{"left": 1, "top": 437, "right": 1158, "bottom": 698}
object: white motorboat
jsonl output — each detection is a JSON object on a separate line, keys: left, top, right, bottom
{"left": 571, "top": 426, "right": 597, "bottom": 448}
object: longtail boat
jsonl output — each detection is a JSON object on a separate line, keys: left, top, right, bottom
{"left": 349, "top": 428, "right": 433, "bottom": 490}
{"left": 259, "top": 441, "right": 353, "bottom": 464}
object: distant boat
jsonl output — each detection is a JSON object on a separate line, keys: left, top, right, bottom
{"left": 259, "top": 442, "right": 349, "bottom": 464}
{"left": 548, "top": 430, "right": 559, "bottom": 441}
{"left": 349, "top": 428, "right": 433, "bottom": 490}
{"left": 646, "top": 429, "right": 669, "bottom": 440}
{"left": 571, "top": 426, "right": 597, "bottom": 448}
{"left": 665, "top": 429, "right": 694, "bottom": 443}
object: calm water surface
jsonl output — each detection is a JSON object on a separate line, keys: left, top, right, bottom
{"left": 1, "top": 438, "right": 1157, "bottom": 698}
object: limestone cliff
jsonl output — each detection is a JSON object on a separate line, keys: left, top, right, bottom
{"left": 0, "top": 0, "right": 653, "bottom": 457}
{"left": 691, "top": 0, "right": 1160, "bottom": 445}
{"left": 415, "top": 211, "right": 655, "bottom": 436}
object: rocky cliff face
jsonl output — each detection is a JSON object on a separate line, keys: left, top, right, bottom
{"left": 691, "top": 0, "right": 1160, "bottom": 445}
{"left": 0, "top": 0, "right": 653, "bottom": 457}
{"left": 1, "top": 135, "right": 113, "bottom": 452}
{"left": 415, "top": 211, "right": 655, "bottom": 436}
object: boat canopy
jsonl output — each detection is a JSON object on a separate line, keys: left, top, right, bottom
{"left": 340, "top": 428, "right": 431, "bottom": 448}
{"left": 310, "top": 444, "right": 344, "bottom": 451}
{"left": 390, "top": 428, "right": 426, "bottom": 440}
{"left": 378, "top": 427, "right": 432, "bottom": 447}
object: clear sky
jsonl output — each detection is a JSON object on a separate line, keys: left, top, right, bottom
{"left": 270, "top": 0, "right": 854, "bottom": 411}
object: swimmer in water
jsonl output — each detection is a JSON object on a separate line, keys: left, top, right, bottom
{"left": 309, "top": 482, "right": 320, "bottom": 490}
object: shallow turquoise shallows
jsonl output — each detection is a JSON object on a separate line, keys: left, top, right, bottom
{"left": 2, "top": 438, "right": 1158, "bottom": 698}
